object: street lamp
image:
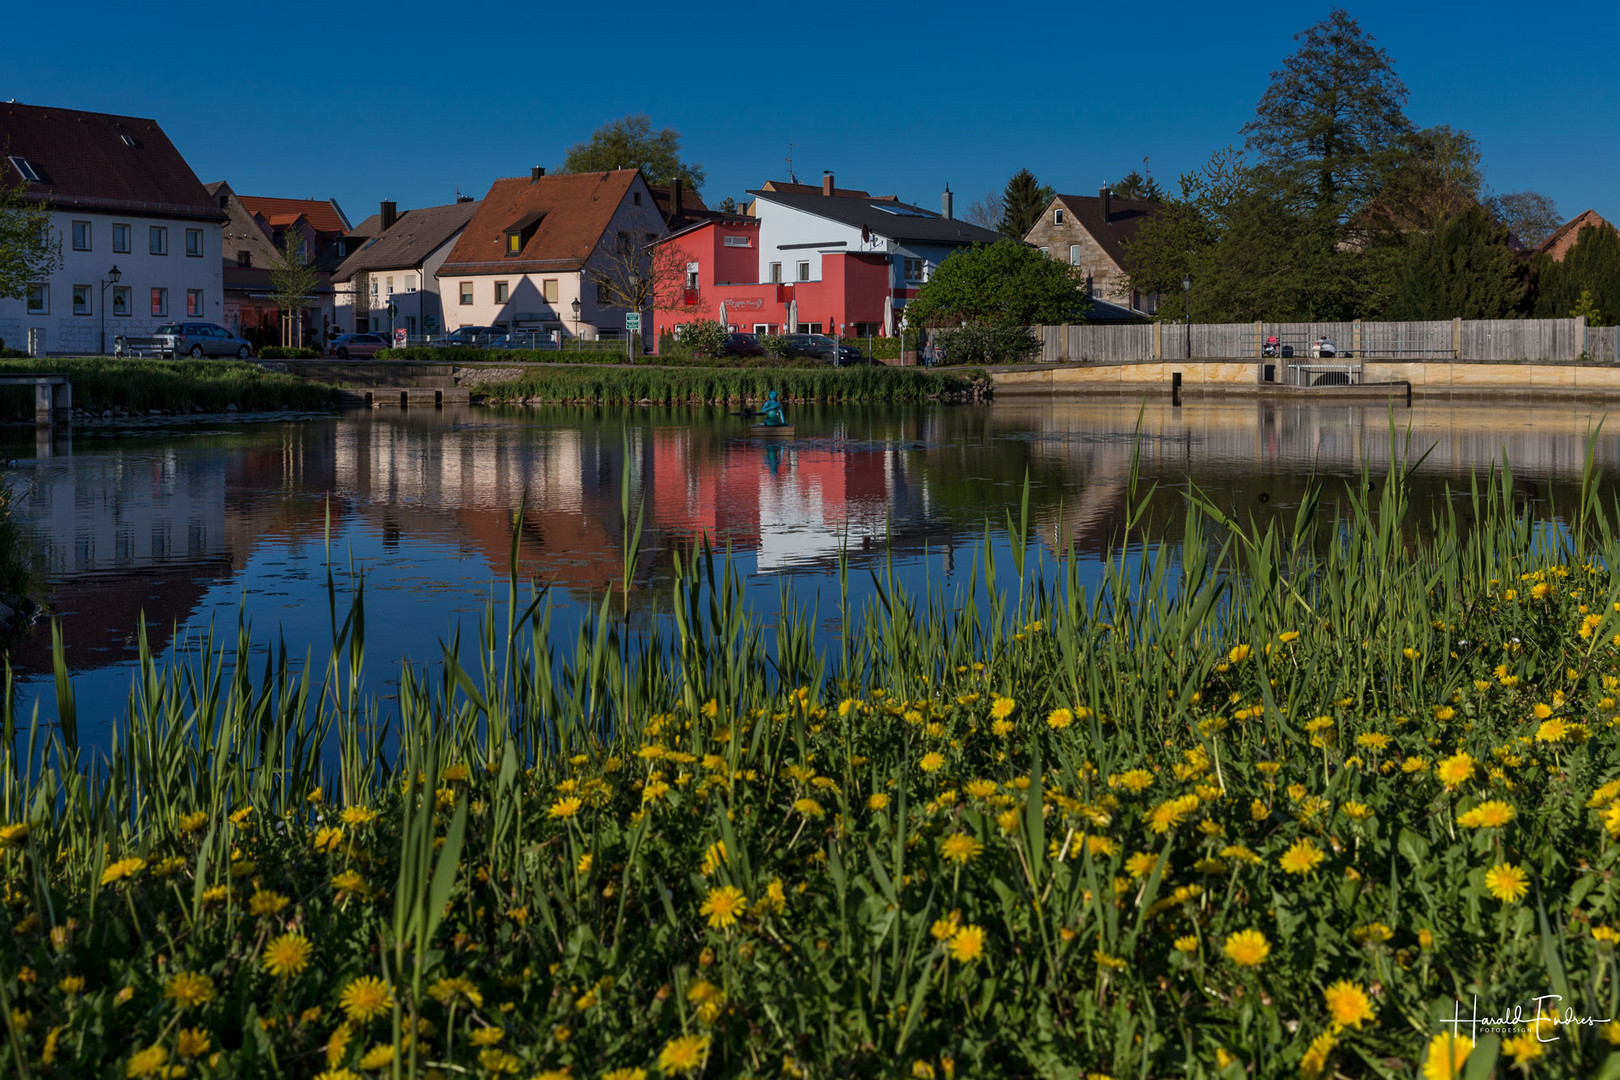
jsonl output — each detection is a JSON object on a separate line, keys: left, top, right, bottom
{"left": 99, "top": 264, "right": 121, "bottom": 356}
{"left": 571, "top": 297, "right": 581, "bottom": 352}
{"left": 1182, "top": 273, "right": 1192, "bottom": 358}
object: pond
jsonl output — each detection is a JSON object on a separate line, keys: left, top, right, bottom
{"left": 3, "top": 395, "right": 1618, "bottom": 744}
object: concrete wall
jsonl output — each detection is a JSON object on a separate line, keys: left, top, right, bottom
{"left": 0, "top": 210, "right": 224, "bottom": 354}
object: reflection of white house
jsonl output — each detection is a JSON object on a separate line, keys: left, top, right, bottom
{"left": 18, "top": 452, "right": 227, "bottom": 576}
{"left": 331, "top": 420, "right": 584, "bottom": 511}
{"left": 754, "top": 448, "right": 895, "bottom": 573}
{"left": 331, "top": 199, "right": 480, "bottom": 337}
{"left": 0, "top": 102, "right": 225, "bottom": 355}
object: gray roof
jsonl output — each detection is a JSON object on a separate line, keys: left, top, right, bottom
{"left": 332, "top": 200, "right": 480, "bottom": 282}
{"left": 747, "top": 189, "right": 1002, "bottom": 246}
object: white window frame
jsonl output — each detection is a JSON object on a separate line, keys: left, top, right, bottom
{"left": 72, "top": 220, "right": 91, "bottom": 251}
{"left": 112, "top": 223, "right": 131, "bottom": 253}
{"left": 542, "top": 279, "right": 558, "bottom": 304}
{"left": 7, "top": 156, "right": 40, "bottom": 182}
{"left": 1054, "top": 208, "right": 1064, "bottom": 224}
{"left": 112, "top": 285, "right": 131, "bottom": 316}
{"left": 1070, "top": 245, "right": 1082, "bottom": 266}
{"left": 149, "top": 226, "right": 168, "bottom": 255}
{"left": 904, "top": 257, "right": 924, "bottom": 282}
{"left": 723, "top": 235, "right": 750, "bottom": 247}
{"left": 459, "top": 282, "right": 473, "bottom": 305}
{"left": 72, "top": 284, "right": 92, "bottom": 316}
{"left": 27, "top": 283, "right": 48, "bottom": 314}
{"left": 796, "top": 260, "right": 810, "bottom": 282}
{"left": 185, "top": 229, "right": 203, "bottom": 258}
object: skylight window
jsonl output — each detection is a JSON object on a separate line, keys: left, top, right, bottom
{"left": 120, "top": 134, "right": 137, "bottom": 147}
{"left": 8, "top": 156, "right": 40, "bottom": 182}
{"left": 871, "top": 203, "right": 930, "bottom": 217}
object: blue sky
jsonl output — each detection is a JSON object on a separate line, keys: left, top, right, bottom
{"left": 7, "top": 0, "right": 1615, "bottom": 226}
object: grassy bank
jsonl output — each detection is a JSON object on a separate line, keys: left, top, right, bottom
{"left": 5, "top": 448, "right": 1620, "bottom": 1076}
{"left": 0, "top": 358, "right": 342, "bottom": 419}
{"left": 476, "top": 363, "right": 987, "bottom": 404}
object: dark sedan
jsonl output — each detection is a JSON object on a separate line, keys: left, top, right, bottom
{"left": 780, "top": 333, "right": 869, "bottom": 366}
{"left": 719, "top": 332, "right": 765, "bottom": 357}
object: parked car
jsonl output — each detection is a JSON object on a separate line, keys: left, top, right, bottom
{"left": 719, "top": 332, "right": 765, "bottom": 358}
{"left": 485, "top": 330, "right": 560, "bottom": 351}
{"left": 433, "top": 326, "right": 503, "bottom": 347}
{"left": 327, "top": 333, "right": 389, "bottom": 359}
{"left": 780, "top": 333, "right": 869, "bottom": 366}
{"left": 153, "top": 322, "right": 254, "bottom": 360}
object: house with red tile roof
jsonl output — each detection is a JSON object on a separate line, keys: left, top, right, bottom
{"left": 0, "top": 101, "right": 225, "bottom": 355}
{"left": 436, "top": 168, "right": 666, "bottom": 342}
{"left": 1540, "top": 210, "right": 1615, "bottom": 262}
{"left": 331, "top": 198, "right": 480, "bottom": 337}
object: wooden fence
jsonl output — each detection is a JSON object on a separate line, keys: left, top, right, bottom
{"left": 1033, "top": 318, "right": 1612, "bottom": 364}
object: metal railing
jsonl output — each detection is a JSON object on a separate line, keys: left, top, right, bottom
{"left": 1287, "top": 362, "right": 1362, "bottom": 387}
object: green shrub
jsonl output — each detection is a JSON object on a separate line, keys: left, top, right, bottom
{"left": 759, "top": 333, "right": 789, "bottom": 358}
{"left": 929, "top": 322, "right": 1038, "bottom": 364}
{"left": 677, "top": 320, "right": 729, "bottom": 358}
{"left": 478, "top": 363, "right": 984, "bottom": 404}
{"left": 258, "top": 347, "right": 320, "bottom": 360}
{"left": 0, "top": 357, "right": 341, "bottom": 417}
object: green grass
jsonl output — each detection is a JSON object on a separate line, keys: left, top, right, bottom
{"left": 0, "top": 357, "right": 342, "bottom": 418}
{"left": 478, "top": 363, "right": 985, "bottom": 404}
{"left": 6, "top": 436, "right": 1620, "bottom": 1076}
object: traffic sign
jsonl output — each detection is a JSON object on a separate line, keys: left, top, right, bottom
{"left": 624, "top": 312, "right": 641, "bottom": 332}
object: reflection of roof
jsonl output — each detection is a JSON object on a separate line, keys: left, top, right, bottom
{"left": 333, "top": 201, "right": 479, "bottom": 281}
{"left": 748, "top": 188, "right": 1001, "bottom": 247}
{"left": 237, "top": 195, "right": 350, "bottom": 235}
{"left": 0, "top": 101, "right": 224, "bottom": 221}
{"left": 440, "top": 170, "right": 648, "bottom": 276}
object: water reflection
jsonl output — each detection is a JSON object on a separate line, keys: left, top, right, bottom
{"left": 2, "top": 397, "right": 1616, "bottom": 700}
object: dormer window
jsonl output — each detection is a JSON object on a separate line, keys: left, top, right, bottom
{"left": 503, "top": 212, "right": 545, "bottom": 256}
{"left": 8, "top": 156, "right": 40, "bottom": 182}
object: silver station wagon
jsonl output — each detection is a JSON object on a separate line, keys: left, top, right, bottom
{"left": 154, "top": 322, "right": 255, "bottom": 359}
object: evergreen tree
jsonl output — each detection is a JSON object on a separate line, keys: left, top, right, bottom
{"left": 1109, "top": 169, "right": 1164, "bottom": 202}
{"left": 1242, "top": 9, "right": 1411, "bottom": 218}
{"left": 1387, "top": 204, "right": 1524, "bottom": 319}
{"left": 1532, "top": 223, "right": 1620, "bottom": 325}
{"left": 998, "top": 170, "right": 1050, "bottom": 239}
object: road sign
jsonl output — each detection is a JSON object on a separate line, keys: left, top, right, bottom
{"left": 624, "top": 312, "right": 641, "bottom": 332}
{"left": 393, "top": 328, "right": 407, "bottom": 349}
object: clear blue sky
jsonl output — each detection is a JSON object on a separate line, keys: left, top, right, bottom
{"left": 7, "top": 0, "right": 1614, "bottom": 226}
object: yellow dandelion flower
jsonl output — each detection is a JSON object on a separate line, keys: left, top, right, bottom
{"left": 658, "top": 1033, "right": 710, "bottom": 1074}
{"left": 1535, "top": 718, "right": 1569, "bottom": 743}
{"left": 478, "top": 1049, "right": 520, "bottom": 1073}
{"left": 1222, "top": 929, "right": 1270, "bottom": 967}
{"left": 919, "top": 752, "right": 946, "bottom": 773}
{"left": 1421, "top": 1033, "right": 1473, "bottom": 1079}
{"left": 1124, "top": 852, "right": 1159, "bottom": 878}
{"left": 1501, "top": 1033, "right": 1542, "bottom": 1066}
{"left": 357, "top": 1044, "right": 395, "bottom": 1070}
{"left": 700, "top": 885, "right": 747, "bottom": 930}
{"left": 313, "top": 826, "right": 345, "bottom": 853}
{"left": 100, "top": 857, "right": 146, "bottom": 887}
{"left": 1484, "top": 862, "right": 1529, "bottom": 903}
{"left": 332, "top": 870, "right": 365, "bottom": 894}
{"left": 125, "top": 1045, "right": 169, "bottom": 1077}
{"left": 249, "top": 888, "right": 289, "bottom": 917}
{"left": 1456, "top": 800, "right": 1515, "bottom": 829}
{"left": 548, "top": 796, "right": 583, "bottom": 819}
{"left": 339, "top": 975, "right": 394, "bottom": 1022}
{"left": 339, "top": 806, "right": 378, "bottom": 827}
{"left": 1046, "top": 707, "right": 1074, "bottom": 730}
{"left": 1228, "top": 644, "right": 1251, "bottom": 664}
{"left": 164, "top": 971, "right": 216, "bottom": 1009}
{"left": 793, "top": 797, "right": 825, "bottom": 818}
{"left": 1172, "top": 935, "right": 1199, "bottom": 953}
{"left": 427, "top": 976, "right": 483, "bottom": 1008}
{"left": 1115, "top": 769, "right": 1154, "bottom": 793}
{"left": 1300, "top": 1031, "right": 1335, "bottom": 1079}
{"left": 177, "top": 812, "right": 208, "bottom": 835}
{"left": 867, "top": 793, "right": 890, "bottom": 811}
{"left": 263, "top": 933, "right": 312, "bottom": 978}
{"left": 1279, "top": 838, "right": 1326, "bottom": 875}
{"left": 1323, "top": 980, "right": 1374, "bottom": 1029}
{"left": 989, "top": 696, "right": 1016, "bottom": 720}
{"left": 176, "top": 1028, "right": 211, "bottom": 1057}
{"left": 1435, "top": 752, "right": 1475, "bottom": 788}
{"left": 469, "top": 1026, "right": 505, "bottom": 1046}
{"left": 947, "top": 924, "right": 986, "bottom": 962}
{"left": 939, "top": 834, "right": 983, "bottom": 864}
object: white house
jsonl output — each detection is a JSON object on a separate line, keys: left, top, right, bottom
{"left": 0, "top": 102, "right": 225, "bottom": 355}
{"left": 331, "top": 198, "right": 480, "bottom": 338}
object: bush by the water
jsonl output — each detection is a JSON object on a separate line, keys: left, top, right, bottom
{"left": 0, "top": 357, "right": 341, "bottom": 417}
{"left": 6, "top": 451, "right": 1620, "bottom": 1075}
{"left": 480, "top": 363, "right": 984, "bottom": 404}
{"left": 928, "top": 321, "right": 1039, "bottom": 364}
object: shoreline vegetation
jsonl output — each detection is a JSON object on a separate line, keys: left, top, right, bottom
{"left": 0, "top": 358, "right": 342, "bottom": 421}
{"left": 4, "top": 444, "right": 1620, "bottom": 1076}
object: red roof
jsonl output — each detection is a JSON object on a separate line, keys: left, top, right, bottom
{"left": 440, "top": 170, "right": 650, "bottom": 275}
{"left": 236, "top": 195, "right": 350, "bottom": 235}
{"left": 0, "top": 101, "right": 223, "bottom": 221}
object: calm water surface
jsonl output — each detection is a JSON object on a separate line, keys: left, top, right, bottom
{"left": 3, "top": 397, "right": 1618, "bottom": 740}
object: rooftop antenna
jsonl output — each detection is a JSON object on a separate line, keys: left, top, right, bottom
{"left": 785, "top": 143, "right": 798, "bottom": 184}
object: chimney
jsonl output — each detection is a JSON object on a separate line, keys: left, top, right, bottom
{"left": 942, "top": 183, "right": 953, "bottom": 220}
{"left": 1100, "top": 186, "right": 1111, "bottom": 224}
{"left": 531, "top": 166, "right": 545, "bottom": 181}
{"left": 671, "top": 177, "right": 683, "bottom": 222}
{"left": 380, "top": 200, "right": 398, "bottom": 231}
{"left": 822, "top": 171, "right": 834, "bottom": 196}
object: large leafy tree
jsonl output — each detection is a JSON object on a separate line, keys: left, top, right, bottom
{"left": 1241, "top": 8, "right": 1411, "bottom": 218}
{"left": 0, "top": 176, "right": 61, "bottom": 302}
{"left": 997, "top": 170, "right": 1052, "bottom": 239}
{"left": 1532, "top": 223, "right": 1620, "bottom": 325}
{"left": 906, "top": 240, "right": 1086, "bottom": 328}
{"left": 1387, "top": 204, "right": 1524, "bottom": 319}
{"left": 1486, "top": 190, "right": 1563, "bottom": 250}
{"left": 560, "top": 115, "right": 705, "bottom": 191}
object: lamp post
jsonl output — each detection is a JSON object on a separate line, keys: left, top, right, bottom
{"left": 99, "top": 264, "right": 121, "bottom": 356}
{"left": 571, "top": 297, "right": 581, "bottom": 352}
{"left": 1182, "top": 273, "right": 1192, "bottom": 358}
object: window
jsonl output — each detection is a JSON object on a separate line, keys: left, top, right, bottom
{"left": 149, "top": 226, "right": 167, "bottom": 255}
{"left": 185, "top": 229, "right": 203, "bottom": 257}
{"left": 112, "top": 224, "right": 131, "bottom": 253}
{"left": 1069, "top": 245, "right": 1082, "bottom": 266}
{"left": 633, "top": 191, "right": 642, "bottom": 206}
{"left": 186, "top": 289, "right": 202, "bottom": 317}
{"left": 796, "top": 261, "right": 810, "bottom": 282}
{"left": 112, "top": 286, "right": 130, "bottom": 316}
{"left": 769, "top": 262, "right": 782, "bottom": 283}
{"left": 1054, "top": 208, "right": 1064, "bottom": 225}
{"left": 596, "top": 279, "right": 610, "bottom": 304}
{"left": 903, "top": 258, "right": 924, "bottom": 281}
{"left": 7, "top": 156, "right": 40, "bottom": 182}
{"left": 386, "top": 276, "right": 394, "bottom": 295}
{"left": 151, "top": 287, "right": 168, "bottom": 317}
{"left": 723, "top": 235, "right": 750, "bottom": 247}
{"left": 72, "top": 221, "right": 91, "bottom": 251}
{"left": 617, "top": 231, "right": 633, "bottom": 255}
{"left": 237, "top": 249, "right": 251, "bottom": 267}
{"left": 72, "top": 284, "right": 91, "bottom": 315}
{"left": 494, "top": 281, "right": 509, "bottom": 303}
{"left": 507, "top": 234, "right": 521, "bottom": 255}
{"left": 542, "top": 279, "right": 558, "bottom": 303}
{"left": 26, "top": 284, "right": 47, "bottom": 314}
{"left": 459, "top": 282, "right": 473, "bottom": 305}
{"left": 685, "top": 264, "right": 699, "bottom": 290}
{"left": 1039, "top": 246, "right": 1049, "bottom": 256}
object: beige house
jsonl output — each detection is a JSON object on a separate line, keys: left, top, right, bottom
{"left": 437, "top": 168, "right": 666, "bottom": 341}
{"left": 1023, "top": 189, "right": 1165, "bottom": 314}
